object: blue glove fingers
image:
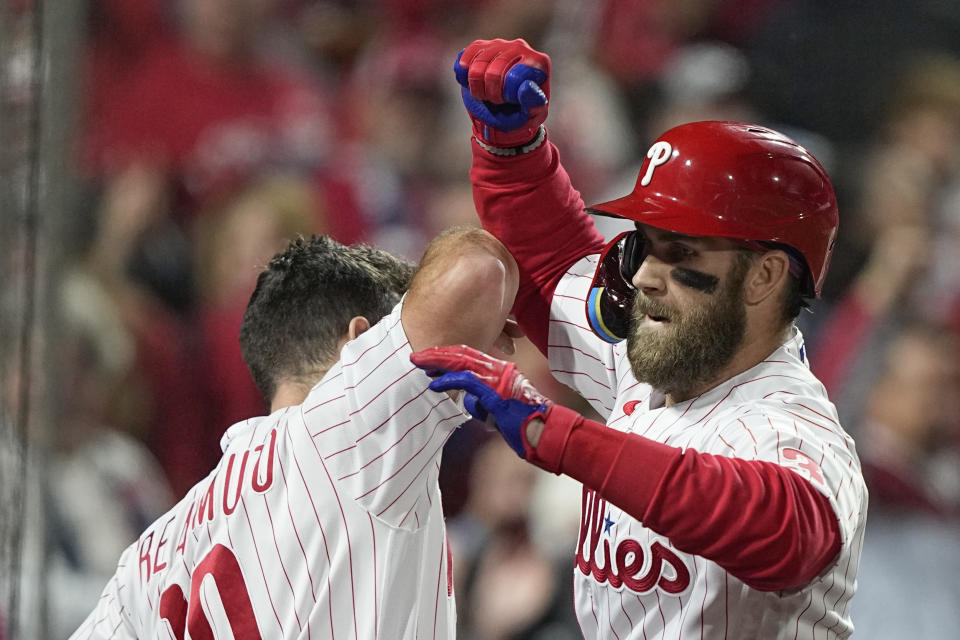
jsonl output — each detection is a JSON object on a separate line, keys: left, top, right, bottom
{"left": 517, "top": 79, "right": 547, "bottom": 110}
{"left": 461, "top": 87, "right": 531, "bottom": 133}
{"left": 427, "top": 372, "right": 534, "bottom": 457}
{"left": 428, "top": 371, "right": 499, "bottom": 403}
{"left": 454, "top": 50, "right": 469, "bottom": 88}
{"left": 424, "top": 371, "right": 489, "bottom": 419}
{"left": 463, "top": 392, "right": 489, "bottom": 422}
{"left": 503, "top": 64, "right": 547, "bottom": 106}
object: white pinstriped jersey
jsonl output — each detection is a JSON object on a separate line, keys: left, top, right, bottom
{"left": 70, "top": 301, "right": 463, "bottom": 640}
{"left": 551, "top": 255, "right": 867, "bottom": 640}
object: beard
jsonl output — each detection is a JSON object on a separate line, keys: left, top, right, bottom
{"left": 626, "top": 263, "right": 749, "bottom": 398}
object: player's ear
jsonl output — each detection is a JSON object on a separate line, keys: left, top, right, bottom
{"left": 744, "top": 250, "right": 790, "bottom": 305}
{"left": 347, "top": 316, "right": 372, "bottom": 340}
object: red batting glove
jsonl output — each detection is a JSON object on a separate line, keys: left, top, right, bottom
{"left": 455, "top": 38, "right": 551, "bottom": 148}
{"left": 410, "top": 344, "right": 549, "bottom": 406}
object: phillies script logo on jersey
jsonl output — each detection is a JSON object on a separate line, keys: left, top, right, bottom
{"left": 576, "top": 488, "right": 690, "bottom": 594}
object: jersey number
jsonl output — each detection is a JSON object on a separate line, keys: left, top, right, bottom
{"left": 159, "top": 544, "right": 263, "bottom": 639}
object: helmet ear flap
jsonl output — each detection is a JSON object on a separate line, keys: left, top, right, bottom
{"left": 619, "top": 231, "right": 646, "bottom": 284}
{"left": 587, "top": 232, "right": 638, "bottom": 343}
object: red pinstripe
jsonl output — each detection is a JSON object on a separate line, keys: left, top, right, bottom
{"left": 355, "top": 413, "right": 456, "bottom": 499}
{"left": 723, "top": 572, "right": 729, "bottom": 639}
{"left": 716, "top": 434, "right": 737, "bottom": 452}
{"left": 287, "top": 428, "right": 336, "bottom": 638}
{"left": 811, "top": 569, "right": 838, "bottom": 634}
{"left": 368, "top": 514, "right": 378, "bottom": 636}
{"left": 618, "top": 590, "right": 634, "bottom": 628}
{"left": 786, "top": 401, "right": 839, "bottom": 425}
{"left": 348, "top": 367, "right": 418, "bottom": 419}
{"left": 548, "top": 342, "right": 617, "bottom": 369}
{"left": 699, "top": 557, "right": 706, "bottom": 640}
{"left": 354, "top": 384, "right": 432, "bottom": 443}
{"left": 432, "top": 540, "right": 444, "bottom": 640}
{"left": 551, "top": 368, "right": 613, "bottom": 391}
{"left": 782, "top": 408, "right": 836, "bottom": 433}
{"left": 324, "top": 444, "right": 356, "bottom": 459}
{"left": 655, "top": 590, "right": 666, "bottom": 630}
{"left": 372, "top": 415, "right": 461, "bottom": 517}
{"left": 346, "top": 341, "right": 409, "bottom": 389}
{"left": 607, "top": 593, "right": 622, "bottom": 640}
{"left": 277, "top": 455, "right": 317, "bottom": 599}
{"left": 737, "top": 419, "right": 758, "bottom": 445}
{"left": 635, "top": 594, "right": 648, "bottom": 640}
{"left": 309, "top": 437, "right": 359, "bottom": 639}
{"left": 305, "top": 394, "right": 346, "bottom": 414}
{"left": 792, "top": 591, "right": 814, "bottom": 640}
{"left": 551, "top": 317, "right": 599, "bottom": 333}
{"left": 240, "top": 497, "right": 286, "bottom": 634}
{"left": 312, "top": 419, "right": 349, "bottom": 437}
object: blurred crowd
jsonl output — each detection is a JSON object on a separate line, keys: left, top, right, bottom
{"left": 4, "top": 0, "right": 960, "bottom": 637}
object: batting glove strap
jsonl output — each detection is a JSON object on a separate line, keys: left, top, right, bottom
{"left": 525, "top": 402, "right": 582, "bottom": 474}
{"left": 473, "top": 125, "right": 546, "bottom": 157}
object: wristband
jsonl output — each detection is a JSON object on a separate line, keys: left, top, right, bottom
{"left": 474, "top": 125, "right": 546, "bottom": 157}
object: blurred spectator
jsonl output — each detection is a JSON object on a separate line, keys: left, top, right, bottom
{"left": 82, "top": 0, "right": 172, "bottom": 167}
{"left": 858, "top": 320, "right": 960, "bottom": 515}
{"left": 645, "top": 40, "right": 758, "bottom": 140}
{"left": 850, "top": 320, "right": 960, "bottom": 638}
{"left": 9, "top": 276, "right": 175, "bottom": 638}
{"left": 83, "top": 0, "right": 334, "bottom": 223}
{"left": 67, "top": 164, "right": 212, "bottom": 495}
{"left": 447, "top": 436, "right": 580, "bottom": 640}
{"left": 590, "top": 0, "right": 717, "bottom": 125}
{"left": 809, "top": 54, "right": 960, "bottom": 424}
{"left": 192, "top": 174, "right": 320, "bottom": 448}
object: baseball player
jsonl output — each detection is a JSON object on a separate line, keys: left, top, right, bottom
{"left": 69, "top": 228, "right": 520, "bottom": 640}
{"left": 410, "top": 39, "right": 868, "bottom": 638}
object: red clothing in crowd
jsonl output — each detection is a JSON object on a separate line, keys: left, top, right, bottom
{"left": 86, "top": 40, "right": 332, "bottom": 215}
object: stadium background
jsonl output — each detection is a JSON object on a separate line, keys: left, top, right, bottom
{"left": 2, "top": 1, "right": 960, "bottom": 637}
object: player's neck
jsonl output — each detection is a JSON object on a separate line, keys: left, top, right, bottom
{"left": 269, "top": 381, "right": 312, "bottom": 413}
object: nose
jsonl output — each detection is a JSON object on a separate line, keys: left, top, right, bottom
{"left": 631, "top": 254, "right": 668, "bottom": 295}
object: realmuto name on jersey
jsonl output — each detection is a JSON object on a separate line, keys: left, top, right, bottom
{"left": 137, "top": 428, "right": 278, "bottom": 586}
{"left": 576, "top": 488, "right": 690, "bottom": 594}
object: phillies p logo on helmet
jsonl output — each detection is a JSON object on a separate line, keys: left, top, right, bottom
{"left": 640, "top": 141, "right": 674, "bottom": 186}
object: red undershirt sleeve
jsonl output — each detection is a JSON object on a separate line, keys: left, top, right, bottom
{"left": 528, "top": 404, "right": 843, "bottom": 591}
{"left": 471, "top": 135, "right": 606, "bottom": 354}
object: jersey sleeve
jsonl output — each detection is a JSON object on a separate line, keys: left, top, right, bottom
{"left": 313, "top": 300, "right": 470, "bottom": 530}
{"left": 67, "top": 547, "right": 140, "bottom": 640}
{"left": 471, "top": 137, "right": 607, "bottom": 354}
{"left": 529, "top": 393, "right": 865, "bottom": 591}
{"left": 712, "top": 395, "right": 867, "bottom": 552}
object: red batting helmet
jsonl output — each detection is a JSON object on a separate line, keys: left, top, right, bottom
{"left": 587, "top": 121, "right": 839, "bottom": 297}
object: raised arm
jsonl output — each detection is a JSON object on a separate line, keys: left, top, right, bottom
{"left": 455, "top": 39, "right": 606, "bottom": 352}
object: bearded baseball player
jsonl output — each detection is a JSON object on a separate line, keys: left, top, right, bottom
{"left": 70, "top": 228, "right": 520, "bottom": 640}
{"left": 411, "top": 39, "right": 868, "bottom": 638}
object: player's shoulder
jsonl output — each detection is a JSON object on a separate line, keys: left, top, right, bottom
{"left": 707, "top": 334, "right": 849, "bottom": 440}
{"left": 722, "top": 360, "right": 841, "bottom": 432}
